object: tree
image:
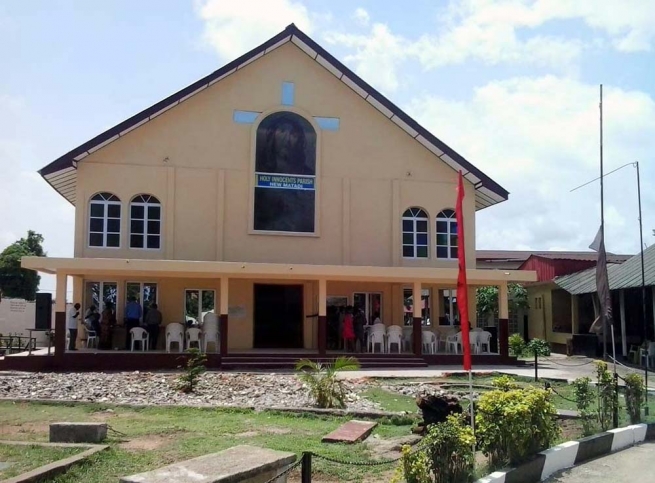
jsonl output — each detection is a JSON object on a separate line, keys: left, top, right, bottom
{"left": 476, "top": 283, "right": 529, "bottom": 318}
{"left": 0, "top": 231, "right": 46, "bottom": 301}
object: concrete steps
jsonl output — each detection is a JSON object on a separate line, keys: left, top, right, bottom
{"left": 220, "top": 353, "right": 428, "bottom": 370}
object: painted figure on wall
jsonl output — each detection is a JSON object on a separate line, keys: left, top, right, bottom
{"left": 256, "top": 111, "right": 316, "bottom": 175}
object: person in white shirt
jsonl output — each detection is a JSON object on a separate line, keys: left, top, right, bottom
{"left": 67, "top": 303, "right": 81, "bottom": 351}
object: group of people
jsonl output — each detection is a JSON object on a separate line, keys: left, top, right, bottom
{"left": 66, "top": 297, "right": 163, "bottom": 351}
{"left": 340, "top": 306, "right": 380, "bottom": 352}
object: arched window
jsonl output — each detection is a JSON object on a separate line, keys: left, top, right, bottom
{"left": 436, "top": 209, "right": 457, "bottom": 259}
{"left": 89, "top": 192, "right": 121, "bottom": 248}
{"left": 402, "top": 208, "right": 429, "bottom": 258}
{"left": 130, "top": 195, "right": 161, "bottom": 249}
{"left": 253, "top": 111, "right": 317, "bottom": 233}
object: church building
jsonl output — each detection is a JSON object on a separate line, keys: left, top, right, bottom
{"left": 18, "top": 24, "right": 535, "bottom": 370}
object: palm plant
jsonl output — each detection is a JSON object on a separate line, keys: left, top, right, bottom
{"left": 295, "top": 356, "right": 361, "bottom": 409}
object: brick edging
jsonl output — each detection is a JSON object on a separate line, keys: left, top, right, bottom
{"left": 476, "top": 422, "right": 655, "bottom": 483}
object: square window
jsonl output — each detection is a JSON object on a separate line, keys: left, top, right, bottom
{"left": 416, "top": 233, "right": 428, "bottom": 245}
{"left": 131, "top": 220, "right": 144, "bottom": 234}
{"left": 436, "top": 221, "right": 447, "bottom": 233}
{"left": 437, "top": 247, "right": 448, "bottom": 259}
{"left": 147, "top": 235, "right": 160, "bottom": 249}
{"left": 106, "top": 234, "right": 120, "bottom": 247}
{"left": 90, "top": 203, "right": 104, "bottom": 217}
{"left": 450, "top": 235, "right": 458, "bottom": 247}
{"left": 436, "top": 234, "right": 448, "bottom": 246}
{"left": 402, "top": 233, "right": 413, "bottom": 245}
{"left": 131, "top": 205, "right": 144, "bottom": 219}
{"left": 107, "top": 219, "right": 120, "bottom": 233}
{"left": 107, "top": 204, "right": 121, "bottom": 218}
{"left": 89, "top": 218, "right": 104, "bottom": 232}
{"left": 451, "top": 221, "right": 458, "bottom": 233}
{"left": 417, "top": 246, "right": 428, "bottom": 258}
{"left": 416, "top": 220, "right": 428, "bottom": 232}
{"left": 89, "top": 233, "right": 103, "bottom": 247}
{"left": 130, "top": 234, "right": 143, "bottom": 248}
{"left": 147, "top": 220, "right": 160, "bottom": 235}
{"left": 254, "top": 188, "right": 315, "bottom": 233}
{"left": 402, "top": 220, "right": 413, "bottom": 231}
{"left": 403, "top": 246, "right": 414, "bottom": 258}
{"left": 148, "top": 205, "right": 161, "bottom": 220}
{"left": 451, "top": 247, "right": 458, "bottom": 259}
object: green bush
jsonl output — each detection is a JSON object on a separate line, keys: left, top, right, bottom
{"left": 295, "top": 356, "right": 360, "bottom": 408}
{"left": 572, "top": 377, "right": 596, "bottom": 436}
{"left": 176, "top": 348, "right": 207, "bottom": 393}
{"left": 624, "top": 373, "right": 645, "bottom": 424}
{"left": 595, "top": 361, "right": 617, "bottom": 431}
{"left": 508, "top": 334, "right": 526, "bottom": 357}
{"left": 476, "top": 387, "right": 560, "bottom": 468}
{"left": 492, "top": 375, "right": 520, "bottom": 392}
{"left": 526, "top": 338, "right": 551, "bottom": 357}
{"left": 393, "top": 415, "right": 475, "bottom": 483}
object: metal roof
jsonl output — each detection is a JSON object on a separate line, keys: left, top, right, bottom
{"left": 555, "top": 244, "right": 655, "bottom": 294}
{"left": 39, "top": 24, "right": 509, "bottom": 210}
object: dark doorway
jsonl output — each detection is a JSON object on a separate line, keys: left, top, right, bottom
{"left": 254, "top": 284, "right": 304, "bottom": 349}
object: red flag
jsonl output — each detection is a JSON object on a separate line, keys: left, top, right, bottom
{"left": 456, "top": 171, "right": 472, "bottom": 371}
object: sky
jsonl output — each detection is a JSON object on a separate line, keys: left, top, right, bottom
{"left": 1, "top": 0, "right": 654, "bottom": 296}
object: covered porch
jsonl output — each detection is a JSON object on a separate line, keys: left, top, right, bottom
{"left": 14, "top": 256, "right": 536, "bottom": 371}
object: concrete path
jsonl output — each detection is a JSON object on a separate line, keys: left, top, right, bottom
{"left": 544, "top": 442, "right": 655, "bottom": 482}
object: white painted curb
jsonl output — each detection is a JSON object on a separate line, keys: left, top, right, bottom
{"left": 476, "top": 470, "right": 507, "bottom": 483}
{"left": 609, "top": 426, "right": 634, "bottom": 451}
{"left": 630, "top": 423, "right": 648, "bottom": 443}
{"left": 540, "top": 440, "right": 580, "bottom": 480}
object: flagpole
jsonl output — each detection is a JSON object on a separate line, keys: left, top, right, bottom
{"left": 468, "top": 369, "right": 475, "bottom": 434}
{"left": 600, "top": 84, "right": 607, "bottom": 360}
{"left": 637, "top": 161, "right": 649, "bottom": 414}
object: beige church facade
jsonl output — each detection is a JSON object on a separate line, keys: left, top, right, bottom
{"left": 19, "top": 25, "right": 534, "bottom": 369}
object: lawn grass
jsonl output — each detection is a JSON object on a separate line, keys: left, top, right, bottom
{"left": 361, "top": 387, "right": 418, "bottom": 413}
{"left": 0, "top": 443, "right": 83, "bottom": 480}
{"left": 0, "top": 401, "right": 414, "bottom": 483}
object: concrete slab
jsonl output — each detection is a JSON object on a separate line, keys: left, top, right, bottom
{"left": 322, "top": 420, "right": 378, "bottom": 444}
{"left": 49, "top": 422, "right": 107, "bottom": 444}
{"left": 120, "top": 445, "right": 296, "bottom": 483}
{"left": 0, "top": 462, "right": 12, "bottom": 471}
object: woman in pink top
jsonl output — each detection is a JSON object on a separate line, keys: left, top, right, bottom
{"left": 342, "top": 306, "right": 355, "bottom": 352}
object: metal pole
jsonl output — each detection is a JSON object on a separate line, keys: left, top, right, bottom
{"left": 301, "top": 452, "right": 312, "bottom": 483}
{"left": 600, "top": 84, "right": 607, "bottom": 360}
{"left": 534, "top": 351, "right": 538, "bottom": 382}
{"left": 636, "top": 161, "right": 649, "bottom": 415}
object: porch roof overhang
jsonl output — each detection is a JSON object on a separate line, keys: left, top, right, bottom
{"left": 22, "top": 257, "right": 537, "bottom": 285}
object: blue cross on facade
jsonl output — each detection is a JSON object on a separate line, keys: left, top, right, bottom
{"left": 233, "top": 82, "right": 340, "bottom": 131}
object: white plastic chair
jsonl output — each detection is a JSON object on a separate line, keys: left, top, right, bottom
{"left": 202, "top": 317, "right": 219, "bottom": 353}
{"left": 165, "top": 323, "right": 185, "bottom": 353}
{"left": 468, "top": 331, "right": 479, "bottom": 354}
{"left": 386, "top": 326, "right": 403, "bottom": 353}
{"left": 641, "top": 342, "right": 655, "bottom": 368}
{"left": 368, "top": 327, "right": 386, "bottom": 353}
{"left": 422, "top": 330, "right": 437, "bottom": 354}
{"left": 478, "top": 331, "right": 492, "bottom": 353}
{"left": 446, "top": 332, "right": 462, "bottom": 354}
{"left": 130, "top": 327, "right": 149, "bottom": 352}
{"left": 186, "top": 328, "right": 202, "bottom": 351}
{"left": 82, "top": 327, "right": 98, "bottom": 349}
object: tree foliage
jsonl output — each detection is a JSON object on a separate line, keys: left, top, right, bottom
{"left": 475, "top": 283, "right": 529, "bottom": 318}
{"left": 0, "top": 231, "right": 46, "bottom": 301}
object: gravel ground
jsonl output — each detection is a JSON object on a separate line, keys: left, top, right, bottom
{"left": 0, "top": 371, "right": 380, "bottom": 410}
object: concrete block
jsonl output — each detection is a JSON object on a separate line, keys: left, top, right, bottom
{"left": 120, "top": 445, "right": 296, "bottom": 483}
{"left": 575, "top": 432, "right": 613, "bottom": 464}
{"left": 322, "top": 420, "right": 377, "bottom": 444}
{"left": 49, "top": 422, "right": 108, "bottom": 444}
{"left": 504, "top": 454, "right": 546, "bottom": 483}
{"left": 609, "top": 426, "right": 634, "bottom": 452}
{"left": 630, "top": 423, "right": 648, "bottom": 443}
{"left": 475, "top": 471, "right": 507, "bottom": 483}
{"left": 540, "top": 440, "right": 579, "bottom": 480}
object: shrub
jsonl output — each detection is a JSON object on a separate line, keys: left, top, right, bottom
{"left": 176, "top": 348, "right": 207, "bottom": 393}
{"left": 393, "top": 415, "right": 475, "bottom": 483}
{"left": 508, "top": 334, "right": 526, "bottom": 357}
{"left": 595, "top": 361, "right": 616, "bottom": 431}
{"left": 295, "top": 356, "right": 361, "bottom": 409}
{"left": 572, "top": 377, "right": 596, "bottom": 436}
{"left": 624, "top": 373, "right": 645, "bottom": 424}
{"left": 526, "top": 338, "right": 551, "bottom": 357}
{"left": 476, "top": 387, "right": 560, "bottom": 468}
{"left": 492, "top": 375, "right": 520, "bottom": 392}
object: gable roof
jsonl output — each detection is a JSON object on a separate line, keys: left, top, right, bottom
{"left": 555, "top": 244, "right": 655, "bottom": 294}
{"left": 39, "top": 24, "right": 509, "bottom": 209}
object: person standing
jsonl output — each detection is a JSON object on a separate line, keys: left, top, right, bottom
{"left": 144, "top": 303, "right": 163, "bottom": 350}
{"left": 100, "top": 302, "right": 117, "bottom": 350}
{"left": 342, "top": 306, "right": 355, "bottom": 352}
{"left": 353, "top": 306, "right": 367, "bottom": 353}
{"left": 124, "top": 297, "right": 142, "bottom": 350}
{"left": 67, "top": 303, "right": 81, "bottom": 351}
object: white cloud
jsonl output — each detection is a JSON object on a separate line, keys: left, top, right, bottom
{"left": 353, "top": 8, "right": 370, "bottom": 26}
{"left": 195, "top": 0, "right": 313, "bottom": 60}
{"left": 406, "top": 76, "right": 655, "bottom": 253}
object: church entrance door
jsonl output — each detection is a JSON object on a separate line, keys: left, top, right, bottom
{"left": 253, "top": 284, "right": 304, "bottom": 349}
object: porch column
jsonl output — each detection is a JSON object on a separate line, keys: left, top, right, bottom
{"left": 620, "top": 290, "right": 627, "bottom": 357}
{"left": 571, "top": 294, "right": 579, "bottom": 334}
{"left": 318, "top": 279, "right": 327, "bottom": 356}
{"left": 498, "top": 283, "right": 509, "bottom": 359}
{"left": 413, "top": 281, "right": 422, "bottom": 356}
{"left": 54, "top": 272, "right": 68, "bottom": 361}
{"left": 220, "top": 278, "right": 229, "bottom": 355}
